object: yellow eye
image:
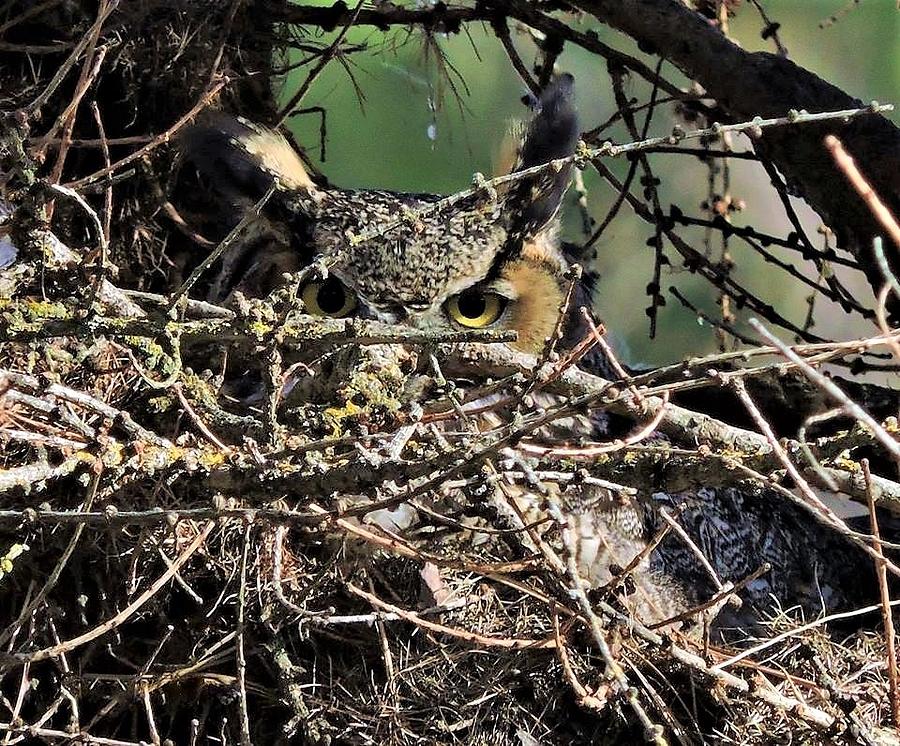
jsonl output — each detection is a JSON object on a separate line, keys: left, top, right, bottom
{"left": 446, "top": 290, "right": 506, "bottom": 328}
{"left": 300, "top": 277, "right": 357, "bottom": 318}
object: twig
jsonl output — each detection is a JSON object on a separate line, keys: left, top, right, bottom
{"left": 544, "top": 498, "right": 668, "bottom": 744}
{"left": 748, "top": 319, "right": 900, "bottom": 463}
{"left": 309, "top": 504, "right": 537, "bottom": 575}
{"left": 875, "top": 283, "right": 900, "bottom": 363}
{"left": 0, "top": 724, "right": 143, "bottom": 746}
{"left": 0, "top": 0, "right": 63, "bottom": 35}
{"left": 347, "top": 583, "right": 556, "bottom": 649}
{"left": 807, "top": 654, "right": 880, "bottom": 746}
{"left": 66, "top": 78, "right": 228, "bottom": 188}
{"left": 527, "top": 266, "right": 584, "bottom": 395}
{"left": 35, "top": 134, "right": 154, "bottom": 148}
{"left": 89, "top": 101, "right": 112, "bottom": 246}
{"left": 591, "top": 156, "right": 828, "bottom": 344}
{"left": 277, "top": 1, "right": 364, "bottom": 126}
{"left": 4, "top": 662, "right": 31, "bottom": 746}
{"left": 236, "top": 524, "right": 252, "bottom": 746}
{"left": 650, "top": 563, "right": 771, "bottom": 630}
{"left": 747, "top": 0, "right": 788, "bottom": 55}
{"left": 825, "top": 134, "right": 900, "bottom": 248}
{"left": 46, "top": 44, "right": 108, "bottom": 185}
{"left": 173, "top": 384, "right": 230, "bottom": 450}
{"left": 863, "top": 459, "right": 900, "bottom": 727}
{"left": 343, "top": 104, "right": 893, "bottom": 254}
{"left": 658, "top": 507, "right": 724, "bottom": 592}
{"left": 142, "top": 683, "right": 160, "bottom": 746}
{"left": 167, "top": 183, "right": 276, "bottom": 307}
{"left": 370, "top": 575, "right": 399, "bottom": 709}
{"left": 602, "top": 521, "right": 673, "bottom": 599}
{"left": 728, "top": 378, "right": 834, "bottom": 516}
{"left": 45, "top": 184, "right": 108, "bottom": 267}
{"left": 494, "top": 16, "right": 541, "bottom": 97}
{"left": 712, "top": 598, "right": 900, "bottom": 672}
{"left": 874, "top": 236, "right": 900, "bottom": 298}
{"left": 0, "top": 456, "right": 83, "bottom": 493}
{"left": 0, "top": 473, "right": 99, "bottom": 650}
{"left": 25, "top": 0, "right": 119, "bottom": 115}
{"left": 518, "top": 391, "right": 670, "bottom": 457}
{"left": 552, "top": 608, "right": 610, "bottom": 713}
{"left": 207, "top": 0, "right": 244, "bottom": 85}
{"left": 729, "top": 374, "right": 900, "bottom": 577}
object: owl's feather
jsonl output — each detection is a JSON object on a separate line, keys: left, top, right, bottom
{"left": 182, "top": 114, "right": 319, "bottom": 199}
{"left": 499, "top": 258, "right": 565, "bottom": 352}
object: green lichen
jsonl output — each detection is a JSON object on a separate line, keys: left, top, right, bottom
{"left": 101, "top": 441, "right": 126, "bottom": 468}
{"left": 341, "top": 363, "right": 404, "bottom": 412}
{"left": 248, "top": 320, "right": 273, "bottom": 337}
{"left": 1, "top": 297, "right": 71, "bottom": 335}
{"left": 323, "top": 400, "right": 362, "bottom": 437}
{"left": 124, "top": 335, "right": 180, "bottom": 381}
{"left": 147, "top": 394, "right": 176, "bottom": 413}
{"left": 199, "top": 450, "right": 228, "bottom": 468}
{"left": 315, "top": 360, "right": 406, "bottom": 437}
{"left": 99, "top": 315, "right": 135, "bottom": 332}
{"left": 718, "top": 449, "right": 746, "bottom": 464}
{"left": 23, "top": 299, "right": 70, "bottom": 319}
{"left": 0, "top": 542, "right": 29, "bottom": 583}
{"left": 833, "top": 455, "right": 862, "bottom": 473}
{"left": 180, "top": 372, "right": 266, "bottom": 435}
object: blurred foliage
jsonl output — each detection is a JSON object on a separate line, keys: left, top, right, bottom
{"left": 285, "top": 1, "right": 900, "bottom": 366}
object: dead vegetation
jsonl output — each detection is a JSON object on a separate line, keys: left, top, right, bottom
{"left": 2, "top": 1, "right": 900, "bottom": 744}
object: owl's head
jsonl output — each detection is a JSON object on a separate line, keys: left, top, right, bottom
{"left": 183, "top": 75, "right": 581, "bottom": 354}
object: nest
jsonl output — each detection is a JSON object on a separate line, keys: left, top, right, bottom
{"left": 1, "top": 2, "right": 899, "bottom": 744}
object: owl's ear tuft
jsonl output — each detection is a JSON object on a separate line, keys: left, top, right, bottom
{"left": 505, "top": 74, "right": 579, "bottom": 237}
{"left": 181, "top": 114, "right": 322, "bottom": 208}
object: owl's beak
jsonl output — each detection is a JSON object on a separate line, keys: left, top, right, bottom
{"left": 362, "top": 301, "right": 450, "bottom": 333}
{"left": 366, "top": 305, "right": 406, "bottom": 325}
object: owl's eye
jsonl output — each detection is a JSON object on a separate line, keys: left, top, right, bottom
{"left": 300, "top": 277, "right": 357, "bottom": 318}
{"left": 446, "top": 289, "right": 506, "bottom": 328}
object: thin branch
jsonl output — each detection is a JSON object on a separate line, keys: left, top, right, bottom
{"left": 863, "top": 459, "right": 900, "bottom": 727}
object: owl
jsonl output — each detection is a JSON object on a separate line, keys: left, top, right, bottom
{"left": 181, "top": 76, "right": 879, "bottom": 635}
{"left": 181, "top": 75, "right": 587, "bottom": 359}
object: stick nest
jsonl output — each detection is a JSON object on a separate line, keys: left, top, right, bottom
{"left": 0, "top": 2, "right": 898, "bottom": 744}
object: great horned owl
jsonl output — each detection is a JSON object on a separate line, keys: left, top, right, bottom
{"left": 181, "top": 76, "right": 879, "bottom": 634}
{"left": 182, "top": 76, "right": 584, "bottom": 359}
